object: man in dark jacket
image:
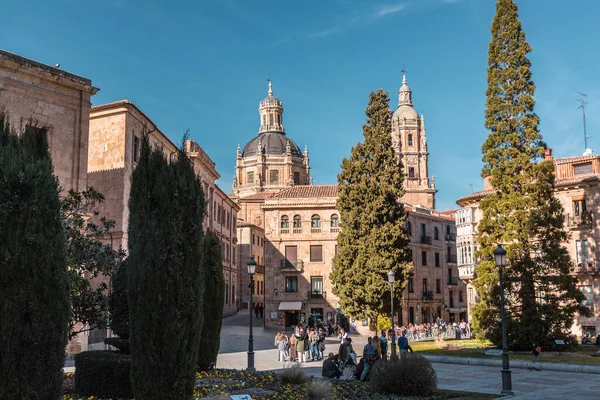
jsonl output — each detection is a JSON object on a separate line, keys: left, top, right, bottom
{"left": 322, "top": 353, "right": 341, "bottom": 379}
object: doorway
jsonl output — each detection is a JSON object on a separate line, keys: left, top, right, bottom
{"left": 285, "top": 311, "right": 299, "bottom": 327}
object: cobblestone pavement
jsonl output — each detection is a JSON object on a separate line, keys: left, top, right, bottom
{"left": 218, "top": 312, "right": 600, "bottom": 400}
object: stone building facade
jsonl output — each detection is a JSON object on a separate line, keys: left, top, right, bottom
{"left": 0, "top": 49, "right": 98, "bottom": 192}
{"left": 233, "top": 77, "right": 460, "bottom": 330}
{"left": 88, "top": 100, "right": 240, "bottom": 322}
{"left": 456, "top": 149, "right": 600, "bottom": 337}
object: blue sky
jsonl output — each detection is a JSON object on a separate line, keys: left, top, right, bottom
{"left": 2, "top": 0, "right": 599, "bottom": 211}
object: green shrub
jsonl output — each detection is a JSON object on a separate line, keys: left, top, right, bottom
{"left": 369, "top": 354, "right": 437, "bottom": 396}
{"left": 109, "top": 259, "right": 129, "bottom": 339}
{"left": 306, "top": 379, "right": 334, "bottom": 400}
{"left": 128, "top": 134, "right": 205, "bottom": 399}
{"left": 279, "top": 364, "right": 308, "bottom": 385}
{"left": 0, "top": 113, "right": 70, "bottom": 399}
{"left": 377, "top": 315, "right": 391, "bottom": 332}
{"left": 197, "top": 231, "right": 225, "bottom": 371}
{"left": 104, "top": 337, "right": 130, "bottom": 354}
{"left": 74, "top": 351, "right": 132, "bottom": 398}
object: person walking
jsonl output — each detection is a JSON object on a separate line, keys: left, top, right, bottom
{"left": 259, "top": 304, "right": 264, "bottom": 319}
{"left": 360, "top": 336, "right": 378, "bottom": 381}
{"left": 310, "top": 328, "right": 320, "bottom": 361}
{"left": 277, "top": 333, "right": 288, "bottom": 362}
{"left": 254, "top": 304, "right": 260, "bottom": 319}
{"left": 339, "top": 327, "right": 348, "bottom": 344}
{"left": 398, "top": 331, "right": 413, "bottom": 353}
{"left": 296, "top": 328, "right": 307, "bottom": 363}
{"left": 528, "top": 343, "right": 541, "bottom": 371}
{"left": 289, "top": 330, "right": 298, "bottom": 361}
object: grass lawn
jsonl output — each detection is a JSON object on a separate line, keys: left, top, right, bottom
{"left": 408, "top": 338, "right": 600, "bottom": 365}
{"left": 62, "top": 369, "right": 502, "bottom": 400}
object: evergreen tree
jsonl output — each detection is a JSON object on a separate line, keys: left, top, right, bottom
{"left": 331, "top": 90, "right": 412, "bottom": 330}
{"left": 109, "top": 259, "right": 129, "bottom": 339}
{"left": 197, "top": 231, "right": 225, "bottom": 371}
{"left": 0, "top": 113, "right": 70, "bottom": 399}
{"left": 128, "top": 134, "right": 206, "bottom": 399}
{"left": 472, "top": 0, "right": 589, "bottom": 349}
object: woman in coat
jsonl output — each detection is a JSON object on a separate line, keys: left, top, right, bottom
{"left": 289, "top": 330, "right": 298, "bottom": 361}
{"left": 295, "top": 328, "right": 307, "bottom": 363}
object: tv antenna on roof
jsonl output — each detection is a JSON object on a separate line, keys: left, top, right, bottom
{"left": 468, "top": 182, "right": 474, "bottom": 194}
{"left": 577, "top": 92, "right": 589, "bottom": 152}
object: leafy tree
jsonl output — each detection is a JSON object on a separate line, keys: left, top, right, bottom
{"left": 331, "top": 90, "right": 412, "bottom": 331}
{"left": 197, "top": 231, "right": 225, "bottom": 371}
{"left": 0, "top": 113, "right": 70, "bottom": 399}
{"left": 472, "top": 0, "right": 589, "bottom": 350}
{"left": 128, "top": 134, "right": 206, "bottom": 399}
{"left": 62, "top": 187, "right": 125, "bottom": 340}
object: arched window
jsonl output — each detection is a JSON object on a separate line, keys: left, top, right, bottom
{"left": 407, "top": 221, "right": 412, "bottom": 236}
{"left": 262, "top": 115, "right": 266, "bottom": 125}
{"left": 281, "top": 215, "right": 289, "bottom": 229}
{"left": 293, "top": 215, "right": 302, "bottom": 228}
{"left": 330, "top": 214, "right": 339, "bottom": 227}
{"left": 408, "top": 134, "right": 413, "bottom": 146}
{"left": 311, "top": 214, "right": 321, "bottom": 228}
{"left": 433, "top": 227, "right": 439, "bottom": 240}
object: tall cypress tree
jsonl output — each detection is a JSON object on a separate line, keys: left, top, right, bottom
{"left": 128, "top": 135, "right": 205, "bottom": 399}
{"left": 0, "top": 113, "right": 70, "bottom": 399}
{"left": 331, "top": 90, "right": 411, "bottom": 330}
{"left": 197, "top": 231, "right": 225, "bottom": 371}
{"left": 472, "top": 0, "right": 588, "bottom": 349}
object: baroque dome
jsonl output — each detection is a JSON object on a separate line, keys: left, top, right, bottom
{"left": 242, "top": 132, "right": 302, "bottom": 157}
{"left": 393, "top": 104, "right": 419, "bottom": 120}
{"left": 394, "top": 74, "right": 419, "bottom": 120}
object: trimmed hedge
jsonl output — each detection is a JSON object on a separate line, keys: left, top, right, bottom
{"left": 104, "top": 337, "right": 130, "bottom": 354}
{"left": 369, "top": 354, "right": 437, "bottom": 396}
{"left": 74, "top": 351, "right": 132, "bottom": 398}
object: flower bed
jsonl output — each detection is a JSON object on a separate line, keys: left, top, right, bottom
{"left": 62, "top": 369, "right": 498, "bottom": 399}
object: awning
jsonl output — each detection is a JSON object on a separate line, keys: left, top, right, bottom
{"left": 448, "top": 307, "right": 468, "bottom": 312}
{"left": 278, "top": 301, "right": 302, "bottom": 311}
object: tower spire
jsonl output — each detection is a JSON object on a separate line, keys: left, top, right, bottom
{"left": 267, "top": 79, "right": 273, "bottom": 96}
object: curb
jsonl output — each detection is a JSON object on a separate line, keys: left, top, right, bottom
{"left": 423, "top": 355, "right": 600, "bottom": 375}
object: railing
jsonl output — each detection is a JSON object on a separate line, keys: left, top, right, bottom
{"left": 281, "top": 228, "right": 290, "bottom": 234}
{"left": 567, "top": 213, "right": 593, "bottom": 229}
{"left": 574, "top": 261, "right": 600, "bottom": 274}
{"left": 458, "top": 265, "right": 475, "bottom": 279}
{"left": 280, "top": 259, "right": 304, "bottom": 271}
{"left": 330, "top": 227, "right": 340, "bottom": 233}
{"left": 422, "top": 291, "right": 433, "bottom": 301}
{"left": 448, "top": 276, "right": 458, "bottom": 285}
{"left": 308, "top": 290, "right": 327, "bottom": 300}
{"left": 445, "top": 233, "right": 456, "bottom": 242}
{"left": 447, "top": 254, "right": 457, "bottom": 263}
{"left": 292, "top": 228, "right": 302, "bottom": 234}
{"left": 421, "top": 235, "right": 432, "bottom": 245}
{"left": 311, "top": 227, "right": 322, "bottom": 234}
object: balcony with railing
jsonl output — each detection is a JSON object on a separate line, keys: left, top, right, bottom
{"left": 308, "top": 290, "right": 327, "bottom": 300}
{"left": 292, "top": 227, "right": 303, "bottom": 234}
{"left": 311, "top": 227, "right": 322, "bottom": 234}
{"left": 567, "top": 212, "right": 593, "bottom": 230}
{"left": 422, "top": 291, "right": 433, "bottom": 301}
{"left": 445, "top": 233, "right": 456, "bottom": 242}
{"left": 458, "top": 265, "right": 475, "bottom": 279}
{"left": 574, "top": 261, "right": 600, "bottom": 275}
{"left": 421, "top": 235, "right": 432, "bottom": 245}
{"left": 280, "top": 259, "right": 304, "bottom": 272}
{"left": 447, "top": 254, "right": 457, "bottom": 264}
{"left": 448, "top": 276, "right": 459, "bottom": 285}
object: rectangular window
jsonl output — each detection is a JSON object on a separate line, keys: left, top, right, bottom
{"left": 225, "top": 284, "right": 229, "bottom": 305}
{"left": 573, "top": 199, "right": 586, "bottom": 216}
{"left": 446, "top": 224, "right": 451, "bottom": 235}
{"left": 133, "top": 135, "right": 140, "bottom": 163}
{"left": 436, "top": 279, "right": 441, "bottom": 293}
{"left": 310, "top": 245, "right": 323, "bottom": 262}
{"left": 270, "top": 170, "right": 279, "bottom": 185}
{"left": 409, "top": 307, "right": 415, "bottom": 324}
{"left": 468, "top": 288, "right": 474, "bottom": 305}
{"left": 408, "top": 278, "right": 414, "bottom": 293}
{"left": 252, "top": 234, "right": 255, "bottom": 245}
{"left": 285, "top": 245, "right": 298, "bottom": 267}
{"left": 232, "top": 284, "right": 235, "bottom": 304}
{"left": 421, "top": 223, "right": 426, "bottom": 237}
{"left": 574, "top": 162, "right": 593, "bottom": 176}
{"left": 311, "top": 276, "right": 323, "bottom": 296}
{"left": 459, "top": 290, "right": 464, "bottom": 302}
{"left": 293, "top": 172, "right": 300, "bottom": 184}
{"left": 435, "top": 253, "right": 440, "bottom": 267}
{"left": 285, "top": 276, "right": 298, "bottom": 293}
{"left": 423, "top": 278, "right": 428, "bottom": 293}
{"left": 576, "top": 240, "right": 590, "bottom": 264}
{"left": 270, "top": 114, "right": 274, "bottom": 124}
{"left": 421, "top": 251, "right": 427, "bottom": 266}
{"left": 247, "top": 171, "right": 254, "bottom": 184}
{"left": 408, "top": 167, "right": 415, "bottom": 178}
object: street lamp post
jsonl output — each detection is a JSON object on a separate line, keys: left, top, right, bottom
{"left": 494, "top": 244, "right": 513, "bottom": 396}
{"left": 387, "top": 270, "right": 396, "bottom": 358}
{"left": 247, "top": 256, "right": 257, "bottom": 372}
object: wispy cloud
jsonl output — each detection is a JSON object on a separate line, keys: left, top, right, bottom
{"left": 307, "top": 25, "right": 342, "bottom": 39}
{"left": 375, "top": 3, "right": 407, "bottom": 17}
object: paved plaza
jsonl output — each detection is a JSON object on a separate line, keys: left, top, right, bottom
{"left": 218, "top": 312, "right": 600, "bottom": 400}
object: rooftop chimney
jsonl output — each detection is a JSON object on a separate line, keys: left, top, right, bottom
{"left": 544, "top": 148, "right": 553, "bottom": 161}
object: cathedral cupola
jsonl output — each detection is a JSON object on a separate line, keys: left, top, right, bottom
{"left": 258, "top": 80, "right": 284, "bottom": 134}
{"left": 394, "top": 74, "right": 419, "bottom": 120}
{"left": 398, "top": 74, "right": 413, "bottom": 107}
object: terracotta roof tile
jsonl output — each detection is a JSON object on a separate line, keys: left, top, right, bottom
{"left": 273, "top": 185, "right": 339, "bottom": 198}
{"left": 553, "top": 154, "right": 599, "bottom": 165}
{"left": 239, "top": 192, "right": 276, "bottom": 200}
{"left": 456, "top": 189, "right": 495, "bottom": 203}
{"left": 555, "top": 174, "right": 599, "bottom": 187}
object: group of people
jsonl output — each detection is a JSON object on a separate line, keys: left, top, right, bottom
{"left": 395, "top": 320, "right": 471, "bottom": 340}
{"left": 274, "top": 325, "right": 327, "bottom": 363}
{"left": 253, "top": 304, "right": 264, "bottom": 319}
{"left": 322, "top": 328, "right": 415, "bottom": 381}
